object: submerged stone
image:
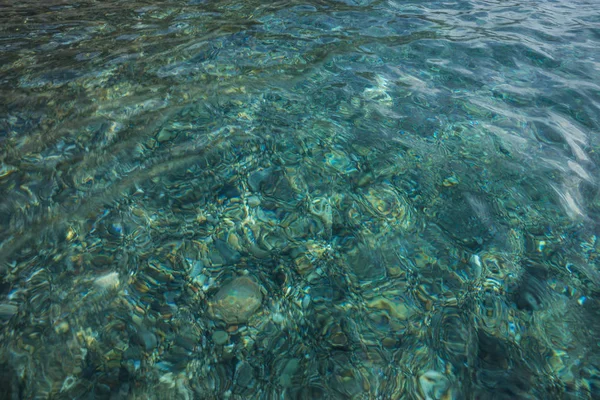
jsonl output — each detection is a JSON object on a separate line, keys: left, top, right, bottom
{"left": 135, "top": 329, "right": 158, "bottom": 352}
{"left": 0, "top": 304, "right": 18, "bottom": 320}
{"left": 212, "top": 330, "right": 229, "bottom": 345}
{"left": 419, "top": 370, "right": 451, "bottom": 400}
{"left": 209, "top": 276, "right": 263, "bottom": 324}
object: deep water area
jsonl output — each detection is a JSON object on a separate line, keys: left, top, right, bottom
{"left": 1, "top": 0, "right": 600, "bottom": 398}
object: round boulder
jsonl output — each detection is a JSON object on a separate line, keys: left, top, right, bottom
{"left": 209, "top": 276, "right": 263, "bottom": 324}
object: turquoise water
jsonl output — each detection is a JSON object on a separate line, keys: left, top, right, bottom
{"left": 1, "top": 0, "right": 600, "bottom": 398}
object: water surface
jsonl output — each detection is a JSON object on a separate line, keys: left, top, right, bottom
{"left": 1, "top": 0, "right": 600, "bottom": 398}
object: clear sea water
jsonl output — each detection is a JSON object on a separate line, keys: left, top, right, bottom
{"left": 1, "top": 0, "right": 600, "bottom": 398}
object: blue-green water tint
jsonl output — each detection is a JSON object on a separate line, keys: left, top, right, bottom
{"left": 1, "top": 0, "right": 600, "bottom": 398}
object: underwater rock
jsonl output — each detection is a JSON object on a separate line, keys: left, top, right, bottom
{"left": 234, "top": 360, "right": 255, "bottom": 389}
{"left": 512, "top": 264, "right": 548, "bottom": 311}
{"left": 94, "top": 272, "right": 120, "bottom": 290}
{"left": 248, "top": 167, "right": 276, "bottom": 193}
{"left": 209, "top": 276, "right": 263, "bottom": 324}
{"left": 419, "top": 370, "right": 452, "bottom": 400}
{"left": 211, "top": 330, "right": 229, "bottom": 345}
{"left": 278, "top": 358, "right": 300, "bottom": 388}
{"left": 0, "top": 361, "right": 22, "bottom": 400}
{"left": 134, "top": 329, "right": 158, "bottom": 352}
{"left": 214, "top": 239, "right": 241, "bottom": 265}
{"left": 0, "top": 303, "right": 18, "bottom": 320}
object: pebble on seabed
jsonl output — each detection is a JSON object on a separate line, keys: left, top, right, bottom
{"left": 93, "top": 272, "right": 120, "bottom": 290}
{"left": 419, "top": 370, "right": 452, "bottom": 400}
{"left": 208, "top": 276, "right": 263, "bottom": 324}
{"left": 212, "top": 330, "right": 229, "bottom": 345}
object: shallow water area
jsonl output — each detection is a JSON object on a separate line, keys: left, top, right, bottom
{"left": 1, "top": 0, "right": 600, "bottom": 398}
